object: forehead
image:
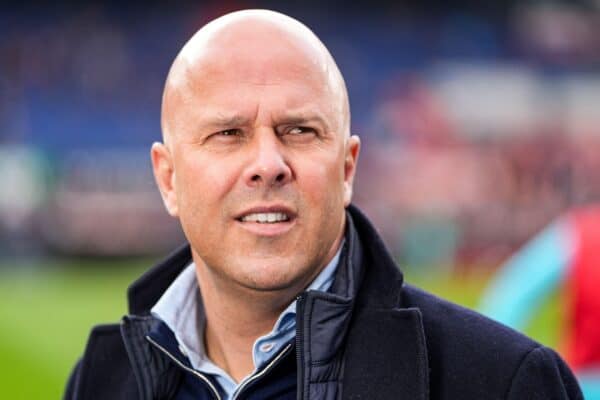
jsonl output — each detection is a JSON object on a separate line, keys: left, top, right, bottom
{"left": 171, "top": 50, "right": 338, "bottom": 126}
{"left": 162, "top": 18, "right": 347, "bottom": 137}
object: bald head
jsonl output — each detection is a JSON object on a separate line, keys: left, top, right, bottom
{"left": 151, "top": 10, "right": 361, "bottom": 306}
{"left": 161, "top": 9, "right": 350, "bottom": 145}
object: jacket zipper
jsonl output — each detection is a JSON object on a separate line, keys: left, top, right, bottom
{"left": 147, "top": 335, "right": 295, "bottom": 400}
{"left": 232, "top": 342, "right": 293, "bottom": 400}
{"left": 145, "top": 335, "right": 222, "bottom": 400}
{"left": 295, "top": 293, "right": 307, "bottom": 400}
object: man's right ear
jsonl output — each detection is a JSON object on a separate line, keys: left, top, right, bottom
{"left": 151, "top": 142, "right": 179, "bottom": 217}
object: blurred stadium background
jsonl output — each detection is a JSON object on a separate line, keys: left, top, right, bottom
{"left": 2, "top": 0, "right": 599, "bottom": 397}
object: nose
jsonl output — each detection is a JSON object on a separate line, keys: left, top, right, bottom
{"left": 243, "top": 130, "right": 292, "bottom": 188}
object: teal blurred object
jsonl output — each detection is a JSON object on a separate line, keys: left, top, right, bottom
{"left": 0, "top": 145, "right": 53, "bottom": 256}
{"left": 399, "top": 214, "right": 459, "bottom": 272}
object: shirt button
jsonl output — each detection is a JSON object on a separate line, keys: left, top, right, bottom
{"left": 259, "top": 342, "right": 274, "bottom": 352}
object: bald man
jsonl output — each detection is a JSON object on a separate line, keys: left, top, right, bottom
{"left": 65, "top": 10, "right": 582, "bottom": 400}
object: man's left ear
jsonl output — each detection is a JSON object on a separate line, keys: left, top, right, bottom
{"left": 343, "top": 135, "right": 361, "bottom": 207}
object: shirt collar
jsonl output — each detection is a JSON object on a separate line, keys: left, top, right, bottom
{"left": 151, "top": 242, "right": 343, "bottom": 394}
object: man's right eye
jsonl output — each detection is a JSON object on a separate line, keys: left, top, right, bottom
{"left": 202, "top": 129, "right": 243, "bottom": 146}
{"left": 219, "top": 129, "right": 240, "bottom": 136}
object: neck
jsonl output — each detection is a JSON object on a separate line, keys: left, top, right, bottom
{"left": 194, "top": 262, "right": 297, "bottom": 383}
{"left": 191, "top": 232, "right": 343, "bottom": 382}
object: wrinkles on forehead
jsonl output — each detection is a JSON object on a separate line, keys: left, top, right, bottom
{"left": 161, "top": 10, "right": 349, "bottom": 146}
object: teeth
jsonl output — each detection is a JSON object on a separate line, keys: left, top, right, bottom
{"left": 241, "top": 212, "right": 290, "bottom": 223}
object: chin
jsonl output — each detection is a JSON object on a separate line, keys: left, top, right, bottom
{"left": 236, "top": 262, "right": 308, "bottom": 293}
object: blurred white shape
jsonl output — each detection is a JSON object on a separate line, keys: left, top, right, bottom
{"left": 432, "top": 62, "right": 543, "bottom": 138}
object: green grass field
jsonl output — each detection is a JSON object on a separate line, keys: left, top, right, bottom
{"left": 0, "top": 259, "right": 149, "bottom": 399}
{"left": 0, "top": 260, "right": 560, "bottom": 399}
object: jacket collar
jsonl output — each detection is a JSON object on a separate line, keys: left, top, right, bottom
{"left": 299, "top": 204, "right": 408, "bottom": 360}
{"left": 291, "top": 205, "right": 429, "bottom": 399}
{"left": 339, "top": 205, "right": 429, "bottom": 399}
{"left": 127, "top": 243, "right": 192, "bottom": 315}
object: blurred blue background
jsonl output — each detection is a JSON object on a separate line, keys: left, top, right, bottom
{"left": 2, "top": 0, "right": 600, "bottom": 397}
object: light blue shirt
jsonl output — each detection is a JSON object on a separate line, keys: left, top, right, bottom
{"left": 151, "top": 245, "right": 342, "bottom": 400}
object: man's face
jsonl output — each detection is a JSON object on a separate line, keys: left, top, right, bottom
{"left": 154, "top": 31, "right": 359, "bottom": 296}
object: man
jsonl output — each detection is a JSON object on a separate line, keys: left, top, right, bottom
{"left": 65, "top": 10, "right": 582, "bottom": 400}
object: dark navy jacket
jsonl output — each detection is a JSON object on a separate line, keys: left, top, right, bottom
{"left": 64, "top": 205, "right": 583, "bottom": 399}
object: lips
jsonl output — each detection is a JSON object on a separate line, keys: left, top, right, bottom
{"left": 240, "top": 212, "right": 290, "bottom": 223}
{"left": 235, "top": 205, "right": 296, "bottom": 222}
{"left": 235, "top": 205, "right": 296, "bottom": 236}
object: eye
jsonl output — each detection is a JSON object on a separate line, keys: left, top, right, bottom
{"left": 219, "top": 129, "right": 241, "bottom": 136}
{"left": 287, "top": 126, "right": 315, "bottom": 135}
{"left": 204, "top": 128, "right": 244, "bottom": 146}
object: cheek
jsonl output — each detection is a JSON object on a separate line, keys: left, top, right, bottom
{"left": 175, "top": 152, "right": 239, "bottom": 216}
{"left": 297, "top": 155, "right": 346, "bottom": 206}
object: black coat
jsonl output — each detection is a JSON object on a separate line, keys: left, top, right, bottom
{"left": 65, "top": 205, "right": 583, "bottom": 399}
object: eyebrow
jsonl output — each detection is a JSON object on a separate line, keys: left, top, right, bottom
{"left": 275, "top": 110, "right": 331, "bottom": 129}
{"left": 200, "top": 115, "right": 251, "bottom": 130}
{"left": 197, "top": 110, "right": 332, "bottom": 131}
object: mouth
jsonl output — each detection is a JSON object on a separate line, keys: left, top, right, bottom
{"left": 239, "top": 212, "right": 291, "bottom": 223}
{"left": 235, "top": 206, "right": 296, "bottom": 236}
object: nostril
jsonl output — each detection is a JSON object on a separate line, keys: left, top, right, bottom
{"left": 247, "top": 166, "right": 290, "bottom": 186}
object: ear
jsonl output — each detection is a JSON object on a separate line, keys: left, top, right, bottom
{"left": 343, "top": 135, "right": 361, "bottom": 207}
{"left": 151, "top": 142, "right": 179, "bottom": 217}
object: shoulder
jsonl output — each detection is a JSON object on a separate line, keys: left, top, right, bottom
{"left": 401, "top": 283, "right": 537, "bottom": 355}
{"left": 64, "top": 323, "right": 139, "bottom": 400}
{"left": 399, "top": 284, "right": 583, "bottom": 399}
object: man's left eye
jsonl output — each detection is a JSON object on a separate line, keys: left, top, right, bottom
{"left": 288, "top": 127, "right": 314, "bottom": 135}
